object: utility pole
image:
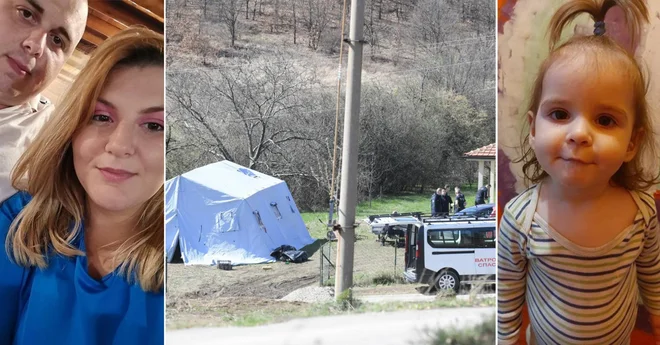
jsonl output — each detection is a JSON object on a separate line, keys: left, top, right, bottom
{"left": 335, "top": 0, "right": 365, "bottom": 301}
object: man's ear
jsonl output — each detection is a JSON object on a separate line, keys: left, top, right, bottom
{"left": 527, "top": 111, "right": 536, "bottom": 147}
{"left": 624, "top": 127, "right": 643, "bottom": 162}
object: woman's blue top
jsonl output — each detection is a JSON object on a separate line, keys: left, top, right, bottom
{"left": 0, "top": 192, "right": 164, "bottom": 345}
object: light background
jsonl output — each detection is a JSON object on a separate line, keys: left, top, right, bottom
{"left": 497, "top": 0, "right": 660, "bottom": 342}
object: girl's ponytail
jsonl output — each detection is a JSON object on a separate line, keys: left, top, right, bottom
{"left": 548, "top": 0, "right": 648, "bottom": 51}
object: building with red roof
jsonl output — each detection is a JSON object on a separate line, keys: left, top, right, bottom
{"left": 463, "top": 143, "right": 495, "bottom": 203}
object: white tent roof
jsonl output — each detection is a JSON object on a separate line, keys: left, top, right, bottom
{"left": 182, "top": 160, "right": 283, "bottom": 198}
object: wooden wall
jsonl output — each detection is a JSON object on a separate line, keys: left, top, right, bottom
{"left": 42, "top": 0, "right": 164, "bottom": 103}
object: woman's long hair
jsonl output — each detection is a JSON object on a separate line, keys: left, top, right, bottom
{"left": 6, "top": 27, "right": 164, "bottom": 293}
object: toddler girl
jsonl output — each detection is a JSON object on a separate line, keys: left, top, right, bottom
{"left": 498, "top": 0, "right": 660, "bottom": 344}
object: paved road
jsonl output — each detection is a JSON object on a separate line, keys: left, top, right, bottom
{"left": 359, "top": 293, "right": 495, "bottom": 303}
{"left": 167, "top": 307, "right": 493, "bottom": 345}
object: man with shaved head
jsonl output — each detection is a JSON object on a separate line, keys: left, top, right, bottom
{"left": 0, "top": 0, "right": 88, "bottom": 202}
{"left": 0, "top": 0, "right": 88, "bottom": 342}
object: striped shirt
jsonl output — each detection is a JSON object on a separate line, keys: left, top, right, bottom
{"left": 498, "top": 184, "right": 660, "bottom": 345}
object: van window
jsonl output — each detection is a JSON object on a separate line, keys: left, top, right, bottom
{"left": 471, "top": 228, "right": 496, "bottom": 248}
{"left": 481, "top": 229, "right": 496, "bottom": 247}
{"left": 427, "top": 227, "right": 495, "bottom": 248}
{"left": 427, "top": 230, "right": 460, "bottom": 247}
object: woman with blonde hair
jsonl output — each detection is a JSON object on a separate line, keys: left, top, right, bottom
{"left": 0, "top": 27, "right": 164, "bottom": 344}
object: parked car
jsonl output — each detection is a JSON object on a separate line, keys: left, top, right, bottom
{"left": 364, "top": 213, "right": 422, "bottom": 235}
{"left": 453, "top": 203, "right": 494, "bottom": 218}
{"left": 364, "top": 214, "right": 422, "bottom": 247}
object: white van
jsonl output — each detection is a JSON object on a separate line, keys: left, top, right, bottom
{"left": 403, "top": 217, "right": 496, "bottom": 292}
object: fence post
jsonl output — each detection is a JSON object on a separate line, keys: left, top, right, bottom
{"left": 319, "top": 243, "right": 324, "bottom": 286}
{"left": 328, "top": 243, "right": 332, "bottom": 281}
{"left": 394, "top": 244, "right": 397, "bottom": 273}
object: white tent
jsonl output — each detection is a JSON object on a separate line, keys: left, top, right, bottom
{"left": 165, "top": 160, "right": 314, "bottom": 265}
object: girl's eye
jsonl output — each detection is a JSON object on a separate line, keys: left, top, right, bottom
{"left": 549, "top": 110, "right": 569, "bottom": 120}
{"left": 596, "top": 116, "right": 616, "bottom": 127}
{"left": 92, "top": 114, "right": 112, "bottom": 122}
{"left": 144, "top": 122, "right": 164, "bottom": 132}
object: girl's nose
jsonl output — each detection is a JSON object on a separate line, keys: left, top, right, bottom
{"left": 565, "top": 116, "right": 592, "bottom": 146}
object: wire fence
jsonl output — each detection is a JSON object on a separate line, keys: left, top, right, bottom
{"left": 319, "top": 232, "right": 407, "bottom": 287}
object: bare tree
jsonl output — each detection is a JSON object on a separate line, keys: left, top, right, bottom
{"left": 391, "top": 0, "right": 415, "bottom": 22}
{"left": 365, "top": 0, "right": 386, "bottom": 59}
{"left": 410, "top": 0, "right": 460, "bottom": 54}
{"left": 167, "top": 71, "right": 236, "bottom": 163}
{"left": 292, "top": 0, "right": 298, "bottom": 44}
{"left": 220, "top": 0, "right": 241, "bottom": 47}
{"left": 213, "top": 61, "right": 319, "bottom": 168}
{"left": 449, "top": 0, "right": 496, "bottom": 36}
{"left": 378, "top": 0, "right": 383, "bottom": 19}
{"left": 302, "top": 0, "right": 333, "bottom": 50}
{"left": 169, "top": 57, "right": 322, "bottom": 169}
{"left": 272, "top": 0, "right": 280, "bottom": 32}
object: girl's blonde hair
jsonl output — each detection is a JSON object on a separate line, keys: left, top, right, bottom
{"left": 517, "top": 0, "right": 658, "bottom": 190}
{"left": 6, "top": 27, "right": 164, "bottom": 293}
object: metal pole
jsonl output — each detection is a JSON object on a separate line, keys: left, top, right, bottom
{"left": 394, "top": 244, "right": 397, "bottom": 273}
{"left": 335, "top": 0, "right": 365, "bottom": 301}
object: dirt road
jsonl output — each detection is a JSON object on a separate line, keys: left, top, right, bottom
{"left": 167, "top": 307, "right": 493, "bottom": 345}
{"left": 166, "top": 234, "right": 414, "bottom": 329}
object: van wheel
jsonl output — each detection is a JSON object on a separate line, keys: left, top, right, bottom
{"left": 434, "top": 270, "right": 459, "bottom": 292}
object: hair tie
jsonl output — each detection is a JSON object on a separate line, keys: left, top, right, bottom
{"left": 594, "top": 21, "right": 606, "bottom": 36}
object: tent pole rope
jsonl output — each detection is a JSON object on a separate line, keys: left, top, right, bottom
{"left": 329, "top": 0, "right": 349, "bottom": 224}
